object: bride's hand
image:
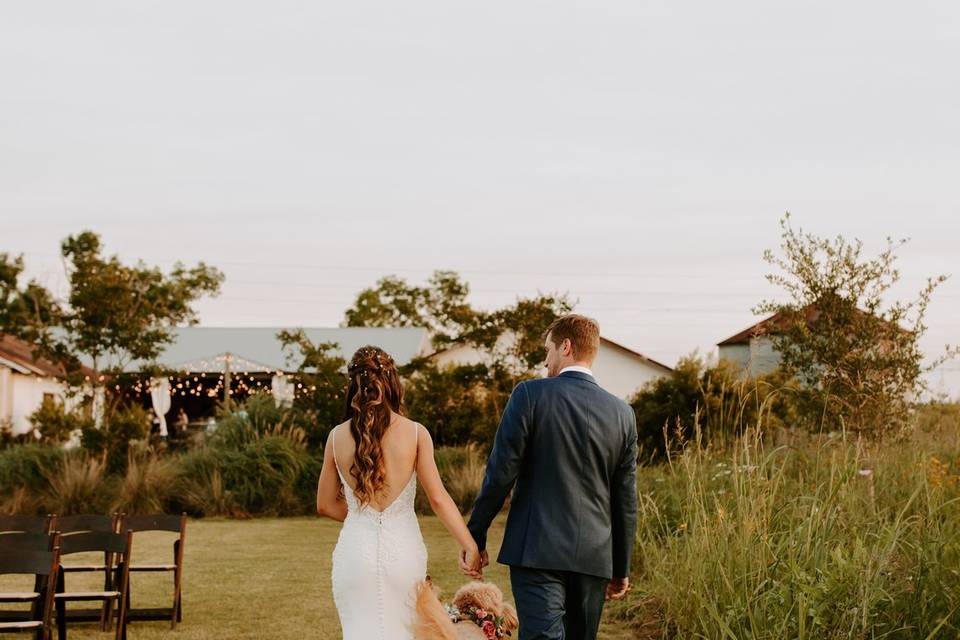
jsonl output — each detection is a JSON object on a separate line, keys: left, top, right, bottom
{"left": 459, "top": 545, "right": 483, "bottom": 579}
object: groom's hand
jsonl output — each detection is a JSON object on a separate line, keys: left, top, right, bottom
{"left": 480, "top": 550, "right": 489, "bottom": 569}
{"left": 605, "top": 577, "right": 630, "bottom": 600}
{"left": 459, "top": 547, "right": 483, "bottom": 579}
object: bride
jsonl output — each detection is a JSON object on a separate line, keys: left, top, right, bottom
{"left": 316, "top": 346, "right": 482, "bottom": 640}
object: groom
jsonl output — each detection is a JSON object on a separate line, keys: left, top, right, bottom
{"left": 462, "top": 314, "right": 638, "bottom": 639}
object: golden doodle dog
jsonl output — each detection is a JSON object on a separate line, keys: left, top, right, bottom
{"left": 413, "top": 577, "right": 519, "bottom": 640}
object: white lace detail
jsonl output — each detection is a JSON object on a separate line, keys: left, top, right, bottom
{"left": 330, "top": 423, "right": 428, "bottom": 640}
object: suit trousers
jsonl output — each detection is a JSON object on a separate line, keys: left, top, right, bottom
{"left": 509, "top": 566, "right": 608, "bottom": 640}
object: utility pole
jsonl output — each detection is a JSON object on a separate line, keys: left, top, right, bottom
{"left": 224, "top": 352, "right": 232, "bottom": 411}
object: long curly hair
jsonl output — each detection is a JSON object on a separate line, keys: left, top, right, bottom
{"left": 343, "top": 345, "right": 405, "bottom": 506}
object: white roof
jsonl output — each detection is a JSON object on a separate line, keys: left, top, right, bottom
{"left": 90, "top": 327, "right": 431, "bottom": 373}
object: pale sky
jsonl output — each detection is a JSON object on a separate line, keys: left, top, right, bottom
{"left": 2, "top": 1, "right": 958, "bottom": 397}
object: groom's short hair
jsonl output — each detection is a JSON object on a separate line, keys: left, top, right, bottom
{"left": 544, "top": 314, "right": 600, "bottom": 361}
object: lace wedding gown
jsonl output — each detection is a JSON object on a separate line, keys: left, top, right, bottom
{"left": 331, "top": 424, "right": 428, "bottom": 640}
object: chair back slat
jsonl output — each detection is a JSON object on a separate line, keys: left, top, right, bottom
{"left": 121, "top": 513, "right": 185, "bottom": 533}
{"left": 56, "top": 514, "right": 116, "bottom": 533}
{"left": 59, "top": 530, "right": 127, "bottom": 555}
{"left": 0, "top": 514, "right": 51, "bottom": 533}
{"left": 0, "top": 549, "right": 57, "bottom": 576}
{"left": 0, "top": 532, "right": 53, "bottom": 552}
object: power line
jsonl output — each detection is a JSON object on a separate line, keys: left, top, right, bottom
{"left": 17, "top": 250, "right": 957, "bottom": 285}
{"left": 14, "top": 251, "right": 730, "bottom": 280}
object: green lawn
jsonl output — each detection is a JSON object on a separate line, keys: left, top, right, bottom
{"left": 2, "top": 517, "right": 636, "bottom": 639}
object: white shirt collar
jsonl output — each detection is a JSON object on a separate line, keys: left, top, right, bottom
{"left": 559, "top": 365, "right": 594, "bottom": 377}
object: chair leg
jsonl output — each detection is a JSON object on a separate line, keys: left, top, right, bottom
{"left": 170, "top": 569, "right": 180, "bottom": 629}
{"left": 54, "top": 567, "right": 66, "bottom": 640}
{"left": 101, "top": 564, "right": 112, "bottom": 631}
{"left": 114, "top": 596, "right": 126, "bottom": 640}
{"left": 55, "top": 600, "right": 66, "bottom": 640}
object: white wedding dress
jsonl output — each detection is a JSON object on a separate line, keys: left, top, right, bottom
{"left": 331, "top": 424, "right": 428, "bottom": 640}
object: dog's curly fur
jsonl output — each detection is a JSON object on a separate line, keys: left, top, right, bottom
{"left": 413, "top": 577, "right": 519, "bottom": 640}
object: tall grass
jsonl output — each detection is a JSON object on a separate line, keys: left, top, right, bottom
{"left": 113, "top": 453, "right": 180, "bottom": 514}
{"left": 42, "top": 456, "right": 111, "bottom": 515}
{"left": 415, "top": 444, "right": 487, "bottom": 514}
{"left": 616, "top": 424, "right": 960, "bottom": 639}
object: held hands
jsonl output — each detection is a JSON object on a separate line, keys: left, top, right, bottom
{"left": 458, "top": 546, "right": 489, "bottom": 580}
{"left": 605, "top": 576, "right": 630, "bottom": 601}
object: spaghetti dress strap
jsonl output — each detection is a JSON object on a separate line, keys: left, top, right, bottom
{"left": 331, "top": 425, "right": 341, "bottom": 477}
{"left": 413, "top": 421, "right": 420, "bottom": 464}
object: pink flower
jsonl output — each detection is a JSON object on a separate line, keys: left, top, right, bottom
{"left": 475, "top": 609, "right": 487, "bottom": 619}
{"left": 481, "top": 620, "right": 497, "bottom": 639}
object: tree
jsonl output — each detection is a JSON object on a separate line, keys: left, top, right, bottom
{"left": 345, "top": 270, "right": 574, "bottom": 377}
{"left": 471, "top": 294, "right": 575, "bottom": 376}
{"left": 0, "top": 231, "right": 224, "bottom": 423}
{"left": 402, "top": 363, "right": 502, "bottom": 446}
{"left": 275, "top": 329, "right": 349, "bottom": 449}
{"left": 343, "top": 271, "right": 476, "bottom": 348}
{"left": 757, "top": 214, "right": 957, "bottom": 435}
{"left": 0, "top": 254, "right": 63, "bottom": 353}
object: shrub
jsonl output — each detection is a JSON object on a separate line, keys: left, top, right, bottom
{"left": 177, "top": 419, "right": 318, "bottom": 516}
{"left": 630, "top": 356, "right": 798, "bottom": 461}
{"left": 209, "top": 393, "right": 287, "bottom": 449}
{"left": 28, "top": 397, "right": 93, "bottom": 444}
{"left": 81, "top": 404, "right": 151, "bottom": 474}
{"left": 0, "top": 444, "right": 67, "bottom": 496}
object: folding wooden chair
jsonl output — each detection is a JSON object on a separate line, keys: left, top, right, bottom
{"left": 119, "top": 514, "right": 186, "bottom": 628}
{"left": 0, "top": 534, "right": 55, "bottom": 553}
{"left": 55, "top": 514, "right": 119, "bottom": 627}
{"left": 56, "top": 515, "right": 118, "bottom": 573}
{"left": 0, "top": 533, "right": 58, "bottom": 626}
{"left": 0, "top": 538, "right": 60, "bottom": 640}
{"left": 54, "top": 531, "right": 132, "bottom": 640}
{"left": 0, "top": 517, "right": 52, "bottom": 535}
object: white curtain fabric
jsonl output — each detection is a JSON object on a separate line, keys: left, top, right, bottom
{"left": 92, "top": 387, "right": 106, "bottom": 430}
{"left": 150, "top": 377, "right": 172, "bottom": 437}
{"left": 271, "top": 375, "right": 295, "bottom": 408}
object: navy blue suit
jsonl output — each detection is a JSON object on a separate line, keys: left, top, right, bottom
{"left": 467, "top": 370, "right": 638, "bottom": 639}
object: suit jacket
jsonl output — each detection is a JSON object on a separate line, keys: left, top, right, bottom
{"left": 467, "top": 370, "right": 638, "bottom": 580}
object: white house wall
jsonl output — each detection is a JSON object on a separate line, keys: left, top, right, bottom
{"left": 431, "top": 342, "right": 670, "bottom": 400}
{"left": 0, "top": 366, "right": 12, "bottom": 430}
{"left": 592, "top": 344, "right": 668, "bottom": 400}
{"left": 430, "top": 344, "right": 491, "bottom": 368}
{"left": 9, "top": 374, "right": 66, "bottom": 435}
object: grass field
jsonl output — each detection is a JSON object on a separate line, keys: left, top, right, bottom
{"left": 1, "top": 516, "right": 635, "bottom": 639}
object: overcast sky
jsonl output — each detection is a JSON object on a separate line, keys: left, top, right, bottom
{"left": 2, "top": 1, "right": 958, "bottom": 396}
